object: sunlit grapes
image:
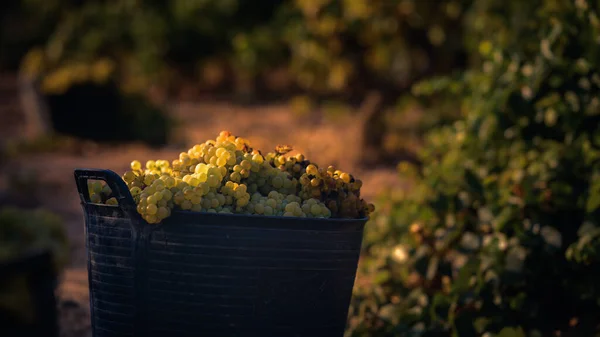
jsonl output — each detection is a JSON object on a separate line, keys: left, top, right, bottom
{"left": 90, "top": 131, "right": 374, "bottom": 224}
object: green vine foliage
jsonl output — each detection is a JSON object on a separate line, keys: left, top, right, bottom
{"left": 347, "top": 1, "right": 600, "bottom": 336}
{"left": 7, "top": 0, "right": 467, "bottom": 97}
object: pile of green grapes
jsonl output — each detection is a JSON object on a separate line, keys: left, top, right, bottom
{"left": 90, "top": 131, "right": 374, "bottom": 224}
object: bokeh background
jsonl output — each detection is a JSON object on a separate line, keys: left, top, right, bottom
{"left": 1, "top": 0, "right": 600, "bottom": 336}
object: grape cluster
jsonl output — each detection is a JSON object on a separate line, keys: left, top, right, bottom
{"left": 298, "top": 164, "right": 372, "bottom": 219}
{"left": 90, "top": 131, "right": 374, "bottom": 224}
{"left": 87, "top": 180, "right": 117, "bottom": 205}
{"left": 270, "top": 147, "right": 371, "bottom": 218}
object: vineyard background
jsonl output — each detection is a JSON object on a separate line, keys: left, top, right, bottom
{"left": 2, "top": 0, "right": 600, "bottom": 336}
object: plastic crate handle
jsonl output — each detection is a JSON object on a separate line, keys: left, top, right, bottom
{"left": 74, "top": 168, "right": 136, "bottom": 210}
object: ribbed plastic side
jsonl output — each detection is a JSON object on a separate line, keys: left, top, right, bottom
{"left": 85, "top": 205, "right": 136, "bottom": 337}
{"left": 143, "top": 219, "right": 364, "bottom": 337}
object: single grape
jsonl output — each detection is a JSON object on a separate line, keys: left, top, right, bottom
{"left": 90, "top": 193, "right": 102, "bottom": 204}
{"left": 123, "top": 171, "right": 137, "bottom": 183}
{"left": 161, "top": 189, "right": 173, "bottom": 201}
{"left": 157, "top": 207, "right": 169, "bottom": 220}
{"left": 306, "top": 164, "right": 318, "bottom": 175}
{"left": 131, "top": 160, "right": 142, "bottom": 171}
{"left": 255, "top": 203, "right": 265, "bottom": 214}
{"left": 230, "top": 172, "right": 242, "bottom": 182}
{"left": 181, "top": 200, "right": 192, "bottom": 210}
{"left": 130, "top": 186, "right": 142, "bottom": 197}
{"left": 310, "top": 204, "right": 321, "bottom": 216}
{"left": 145, "top": 214, "right": 158, "bottom": 224}
{"left": 106, "top": 197, "right": 118, "bottom": 206}
{"left": 272, "top": 176, "right": 284, "bottom": 188}
{"left": 102, "top": 184, "right": 112, "bottom": 195}
{"left": 146, "top": 204, "right": 158, "bottom": 215}
{"left": 310, "top": 178, "right": 320, "bottom": 187}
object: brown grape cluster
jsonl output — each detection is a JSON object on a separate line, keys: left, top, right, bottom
{"left": 89, "top": 131, "right": 374, "bottom": 224}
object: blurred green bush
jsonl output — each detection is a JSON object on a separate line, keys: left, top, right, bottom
{"left": 4, "top": 0, "right": 468, "bottom": 98}
{"left": 347, "top": 0, "right": 600, "bottom": 336}
{"left": 0, "top": 206, "right": 69, "bottom": 323}
{"left": 1, "top": 0, "right": 472, "bottom": 149}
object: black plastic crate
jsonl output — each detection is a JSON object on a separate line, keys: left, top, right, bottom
{"left": 75, "top": 168, "right": 367, "bottom": 337}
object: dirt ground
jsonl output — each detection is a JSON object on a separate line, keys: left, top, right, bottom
{"left": 2, "top": 100, "right": 405, "bottom": 337}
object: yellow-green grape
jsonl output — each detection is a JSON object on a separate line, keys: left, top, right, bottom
{"left": 161, "top": 189, "right": 173, "bottom": 201}
{"left": 144, "top": 174, "right": 156, "bottom": 185}
{"left": 101, "top": 184, "right": 112, "bottom": 196}
{"left": 301, "top": 203, "right": 311, "bottom": 214}
{"left": 252, "top": 154, "right": 264, "bottom": 164}
{"left": 216, "top": 194, "right": 226, "bottom": 206}
{"left": 90, "top": 193, "right": 102, "bottom": 204}
{"left": 181, "top": 200, "right": 192, "bottom": 210}
{"left": 207, "top": 174, "right": 219, "bottom": 188}
{"left": 311, "top": 204, "right": 322, "bottom": 217}
{"left": 174, "top": 191, "right": 185, "bottom": 204}
{"left": 200, "top": 183, "right": 210, "bottom": 195}
{"left": 197, "top": 172, "right": 208, "bottom": 183}
{"left": 90, "top": 181, "right": 103, "bottom": 194}
{"left": 146, "top": 194, "right": 159, "bottom": 205}
{"left": 146, "top": 204, "right": 158, "bottom": 215}
{"left": 241, "top": 160, "right": 252, "bottom": 170}
{"left": 230, "top": 172, "right": 242, "bottom": 182}
{"left": 123, "top": 171, "right": 137, "bottom": 183}
{"left": 131, "top": 160, "right": 142, "bottom": 171}
{"left": 236, "top": 197, "right": 249, "bottom": 207}
{"left": 145, "top": 214, "right": 158, "bottom": 224}
{"left": 189, "top": 177, "right": 201, "bottom": 187}
{"left": 252, "top": 203, "right": 263, "bottom": 214}
{"left": 306, "top": 164, "right": 318, "bottom": 176}
{"left": 284, "top": 202, "right": 299, "bottom": 213}
{"left": 106, "top": 197, "right": 118, "bottom": 206}
{"left": 272, "top": 176, "right": 284, "bottom": 189}
{"left": 293, "top": 207, "right": 304, "bottom": 217}
{"left": 157, "top": 207, "right": 170, "bottom": 220}
{"left": 130, "top": 186, "right": 142, "bottom": 197}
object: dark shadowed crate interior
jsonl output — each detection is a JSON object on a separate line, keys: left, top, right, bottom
{"left": 0, "top": 249, "right": 59, "bottom": 337}
{"left": 75, "top": 168, "right": 367, "bottom": 337}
